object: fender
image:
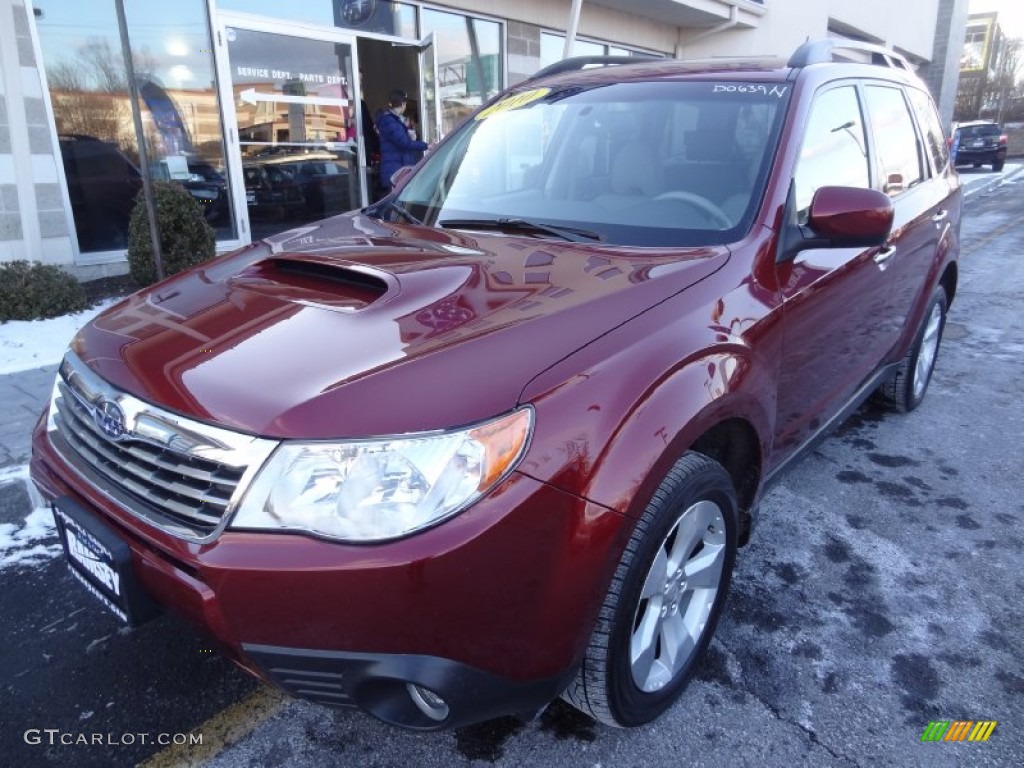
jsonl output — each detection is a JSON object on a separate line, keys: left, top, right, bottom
{"left": 888, "top": 204, "right": 961, "bottom": 364}
{"left": 517, "top": 294, "right": 777, "bottom": 524}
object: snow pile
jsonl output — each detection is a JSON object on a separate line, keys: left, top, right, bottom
{"left": 0, "top": 298, "right": 119, "bottom": 375}
{"left": 0, "top": 465, "right": 60, "bottom": 571}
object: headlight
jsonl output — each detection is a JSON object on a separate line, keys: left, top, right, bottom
{"left": 230, "top": 409, "right": 532, "bottom": 542}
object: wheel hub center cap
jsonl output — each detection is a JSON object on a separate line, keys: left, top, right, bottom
{"left": 663, "top": 569, "right": 687, "bottom": 606}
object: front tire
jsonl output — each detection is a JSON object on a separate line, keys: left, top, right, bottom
{"left": 878, "top": 286, "right": 947, "bottom": 412}
{"left": 562, "top": 452, "right": 738, "bottom": 727}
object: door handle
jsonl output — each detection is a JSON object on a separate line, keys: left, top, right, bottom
{"left": 873, "top": 245, "right": 896, "bottom": 266}
{"left": 932, "top": 209, "right": 948, "bottom": 223}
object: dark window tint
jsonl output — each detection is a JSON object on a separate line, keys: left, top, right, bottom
{"left": 864, "top": 86, "right": 923, "bottom": 196}
{"left": 907, "top": 88, "right": 949, "bottom": 173}
{"left": 69, "top": 141, "right": 139, "bottom": 180}
{"left": 794, "top": 85, "right": 870, "bottom": 223}
{"left": 959, "top": 124, "right": 1000, "bottom": 138}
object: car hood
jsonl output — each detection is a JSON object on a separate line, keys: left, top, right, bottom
{"left": 72, "top": 213, "right": 729, "bottom": 438}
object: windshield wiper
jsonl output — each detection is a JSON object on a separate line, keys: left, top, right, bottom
{"left": 438, "top": 218, "right": 603, "bottom": 242}
{"left": 373, "top": 199, "right": 421, "bottom": 225}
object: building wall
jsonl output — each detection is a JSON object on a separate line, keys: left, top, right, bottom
{"left": 918, "top": 0, "right": 969, "bottom": 127}
{"left": 441, "top": 0, "right": 679, "bottom": 54}
{"left": 0, "top": 0, "right": 74, "bottom": 266}
{"left": 681, "top": 0, "right": 939, "bottom": 62}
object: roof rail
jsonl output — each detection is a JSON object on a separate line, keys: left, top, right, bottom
{"left": 788, "top": 39, "right": 910, "bottom": 70}
{"left": 528, "top": 55, "right": 656, "bottom": 82}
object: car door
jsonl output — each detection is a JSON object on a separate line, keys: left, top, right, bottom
{"left": 772, "top": 82, "right": 901, "bottom": 461}
{"left": 870, "top": 85, "right": 956, "bottom": 350}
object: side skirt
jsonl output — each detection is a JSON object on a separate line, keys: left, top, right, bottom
{"left": 762, "top": 362, "right": 900, "bottom": 492}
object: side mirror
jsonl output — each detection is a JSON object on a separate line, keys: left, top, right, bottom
{"left": 806, "top": 186, "right": 894, "bottom": 247}
{"left": 778, "top": 185, "right": 894, "bottom": 262}
{"left": 390, "top": 166, "right": 414, "bottom": 189}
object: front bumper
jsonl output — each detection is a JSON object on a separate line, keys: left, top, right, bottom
{"left": 31, "top": 420, "right": 630, "bottom": 728}
{"left": 244, "top": 644, "right": 575, "bottom": 729}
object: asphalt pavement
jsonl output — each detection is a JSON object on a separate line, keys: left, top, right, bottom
{"left": 1, "top": 165, "right": 1022, "bottom": 767}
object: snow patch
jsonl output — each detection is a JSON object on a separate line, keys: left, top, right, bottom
{"left": 0, "top": 469, "right": 60, "bottom": 571}
{"left": 0, "top": 299, "right": 120, "bottom": 375}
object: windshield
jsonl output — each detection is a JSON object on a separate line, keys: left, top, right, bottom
{"left": 391, "top": 80, "right": 790, "bottom": 246}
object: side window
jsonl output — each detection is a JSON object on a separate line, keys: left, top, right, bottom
{"left": 907, "top": 87, "right": 950, "bottom": 173}
{"left": 794, "top": 86, "right": 870, "bottom": 223}
{"left": 864, "top": 85, "right": 924, "bottom": 195}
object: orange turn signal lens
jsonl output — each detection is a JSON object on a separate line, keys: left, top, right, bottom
{"left": 469, "top": 408, "right": 532, "bottom": 490}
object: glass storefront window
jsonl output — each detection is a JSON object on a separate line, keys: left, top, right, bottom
{"left": 124, "top": 0, "right": 237, "bottom": 243}
{"left": 540, "top": 32, "right": 604, "bottom": 69}
{"left": 539, "top": 33, "right": 658, "bottom": 70}
{"left": 37, "top": 1, "right": 140, "bottom": 254}
{"left": 215, "top": 0, "right": 416, "bottom": 39}
{"left": 421, "top": 8, "right": 501, "bottom": 135}
{"left": 223, "top": 26, "right": 361, "bottom": 241}
{"left": 36, "top": 0, "right": 237, "bottom": 254}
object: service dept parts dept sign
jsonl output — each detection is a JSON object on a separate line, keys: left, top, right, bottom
{"left": 338, "top": 0, "right": 377, "bottom": 26}
{"left": 93, "top": 399, "right": 128, "bottom": 442}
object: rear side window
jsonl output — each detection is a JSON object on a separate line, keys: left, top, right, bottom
{"left": 960, "top": 124, "right": 1000, "bottom": 138}
{"left": 864, "top": 85, "right": 923, "bottom": 195}
{"left": 793, "top": 85, "right": 870, "bottom": 223}
{"left": 907, "top": 88, "right": 949, "bottom": 173}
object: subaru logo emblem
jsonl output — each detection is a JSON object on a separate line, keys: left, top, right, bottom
{"left": 94, "top": 400, "right": 127, "bottom": 441}
{"left": 339, "top": 0, "right": 376, "bottom": 26}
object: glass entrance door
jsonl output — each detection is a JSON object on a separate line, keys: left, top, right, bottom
{"left": 418, "top": 33, "right": 442, "bottom": 144}
{"left": 215, "top": 16, "right": 363, "bottom": 242}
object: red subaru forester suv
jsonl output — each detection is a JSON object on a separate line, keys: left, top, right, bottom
{"left": 32, "top": 39, "right": 961, "bottom": 730}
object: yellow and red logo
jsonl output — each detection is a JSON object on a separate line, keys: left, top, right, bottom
{"left": 921, "top": 721, "right": 997, "bottom": 742}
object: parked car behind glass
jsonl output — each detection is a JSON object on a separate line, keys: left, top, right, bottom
{"left": 242, "top": 161, "right": 306, "bottom": 219}
{"left": 277, "top": 157, "right": 354, "bottom": 218}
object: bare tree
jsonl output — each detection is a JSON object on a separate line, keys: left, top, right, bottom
{"left": 46, "top": 37, "right": 159, "bottom": 150}
{"left": 991, "top": 38, "right": 1022, "bottom": 122}
{"left": 79, "top": 39, "right": 128, "bottom": 92}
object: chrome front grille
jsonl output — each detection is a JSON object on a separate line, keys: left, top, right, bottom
{"left": 48, "top": 352, "right": 278, "bottom": 541}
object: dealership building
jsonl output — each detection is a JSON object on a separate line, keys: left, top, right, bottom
{"left": 0, "top": 0, "right": 966, "bottom": 277}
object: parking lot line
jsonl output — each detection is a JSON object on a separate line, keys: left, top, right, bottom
{"left": 137, "top": 686, "right": 287, "bottom": 768}
{"left": 961, "top": 213, "right": 1023, "bottom": 258}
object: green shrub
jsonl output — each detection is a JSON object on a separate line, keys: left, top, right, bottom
{"left": 126, "top": 182, "right": 216, "bottom": 287}
{"left": 0, "top": 260, "right": 89, "bottom": 322}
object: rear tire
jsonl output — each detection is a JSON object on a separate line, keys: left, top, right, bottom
{"left": 561, "top": 452, "right": 738, "bottom": 727}
{"left": 878, "top": 286, "right": 947, "bottom": 413}
{"left": 993, "top": 160, "right": 1005, "bottom": 172}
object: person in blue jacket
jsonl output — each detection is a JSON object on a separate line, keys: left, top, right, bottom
{"left": 376, "top": 90, "right": 429, "bottom": 196}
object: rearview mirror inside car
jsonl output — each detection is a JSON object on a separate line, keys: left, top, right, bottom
{"left": 390, "top": 166, "right": 414, "bottom": 189}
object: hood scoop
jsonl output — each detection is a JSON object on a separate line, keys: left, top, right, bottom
{"left": 228, "top": 253, "right": 395, "bottom": 312}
